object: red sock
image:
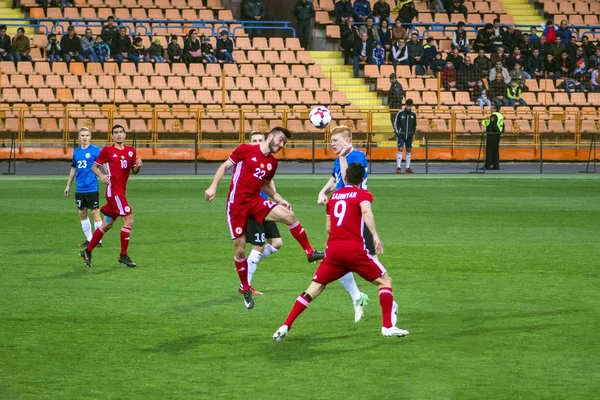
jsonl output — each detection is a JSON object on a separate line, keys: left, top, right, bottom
{"left": 120, "top": 227, "right": 131, "bottom": 255}
{"left": 288, "top": 221, "right": 314, "bottom": 256}
{"left": 87, "top": 226, "right": 105, "bottom": 252}
{"left": 283, "top": 293, "right": 311, "bottom": 330}
{"left": 235, "top": 258, "right": 250, "bottom": 291}
{"left": 379, "top": 287, "right": 394, "bottom": 328}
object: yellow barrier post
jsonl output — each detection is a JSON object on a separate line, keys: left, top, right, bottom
{"left": 18, "top": 106, "right": 24, "bottom": 154}
{"left": 64, "top": 105, "right": 69, "bottom": 155}
{"left": 436, "top": 71, "right": 441, "bottom": 111}
{"left": 329, "top": 69, "right": 333, "bottom": 110}
{"left": 221, "top": 67, "right": 226, "bottom": 109}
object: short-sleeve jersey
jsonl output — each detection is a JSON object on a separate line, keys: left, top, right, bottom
{"left": 332, "top": 148, "right": 368, "bottom": 190}
{"left": 94, "top": 145, "right": 136, "bottom": 198}
{"left": 227, "top": 144, "right": 278, "bottom": 203}
{"left": 71, "top": 145, "right": 101, "bottom": 193}
{"left": 326, "top": 185, "right": 373, "bottom": 246}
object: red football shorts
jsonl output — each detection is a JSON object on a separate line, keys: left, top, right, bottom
{"left": 312, "top": 245, "right": 387, "bottom": 284}
{"left": 101, "top": 195, "right": 132, "bottom": 220}
{"left": 227, "top": 196, "right": 279, "bottom": 239}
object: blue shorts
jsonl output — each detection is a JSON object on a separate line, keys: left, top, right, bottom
{"left": 397, "top": 135, "right": 414, "bottom": 149}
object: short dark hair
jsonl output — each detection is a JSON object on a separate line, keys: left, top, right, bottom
{"left": 493, "top": 18, "right": 500, "bottom": 24}
{"left": 189, "top": 29, "right": 196, "bottom": 35}
{"left": 346, "top": 163, "right": 365, "bottom": 186}
{"left": 107, "top": 16, "right": 115, "bottom": 21}
{"left": 112, "top": 124, "right": 126, "bottom": 134}
{"left": 48, "top": 33, "right": 56, "bottom": 38}
{"left": 17, "top": 27, "right": 25, "bottom": 33}
{"left": 271, "top": 126, "right": 291, "bottom": 139}
{"left": 0, "top": 25, "right": 7, "bottom": 31}
{"left": 582, "top": 35, "right": 589, "bottom": 40}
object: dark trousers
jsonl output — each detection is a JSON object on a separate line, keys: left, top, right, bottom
{"left": 297, "top": 20, "right": 311, "bottom": 49}
{"left": 485, "top": 132, "right": 501, "bottom": 169}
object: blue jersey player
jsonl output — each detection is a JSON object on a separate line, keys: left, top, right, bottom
{"left": 64, "top": 127, "right": 102, "bottom": 247}
{"left": 317, "top": 126, "right": 371, "bottom": 323}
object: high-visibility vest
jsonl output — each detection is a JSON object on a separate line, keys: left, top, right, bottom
{"left": 481, "top": 112, "right": 504, "bottom": 131}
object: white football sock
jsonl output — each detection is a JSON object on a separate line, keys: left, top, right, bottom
{"left": 261, "top": 243, "right": 278, "bottom": 259}
{"left": 81, "top": 218, "right": 92, "bottom": 241}
{"left": 396, "top": 151, "right": 403, "bottom": 168}
{"left": 247, "top": 249, "right": 262, "bottom": 285}
{"left": 339, "top": 272, "right": 363, "bottom": 303}
{"left": 406, "top": 152, "right": 412, "bottom": 169}
{"left": 94, "top": 220, "right": 103, "bottom": 243}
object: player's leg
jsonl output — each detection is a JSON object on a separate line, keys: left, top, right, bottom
{"left": 244, "top": 219, "right": 265, "bottom": 294}
{"left": 396, "top": 138, "right": 405, "bottom": 173}
{"left": 90, "top": 192, "right": 103, "bottom": 246}
{"left": 78, "top": 204, "right": 93, "bottom": 245}
{"left": 118, "top": 213, "right": 136, "bottom": 267}
{"left": 405, "top": 137, "right": 414, "bottom": 173}
{"left": 233, "top": 235, "right": 255, "bottom": 309}
{"left": 262, "top": 222, "right": 282, "bottom": 260}
{"left": 338, "top": 273, "right": 368, "bottom": 323}
{"left": 264, "top": 205, "right": 324, "bottom": 263}
{"left": 81, "top": 214, "right": 114, "bottom": 267}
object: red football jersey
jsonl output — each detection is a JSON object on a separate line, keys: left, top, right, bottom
{"left": 95, "top": 145, "right": 136, "bottom": 198}
{"left": 227, "top": 144, "right": 278, "bottom": 203}
{"left": 326, "top": 185, "right": 373, "bottom": 246}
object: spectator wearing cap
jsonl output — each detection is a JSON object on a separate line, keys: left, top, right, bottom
{"left": 581, "top": 36, "right": 596, "bottom": 59}
{"left": 474, "top": 49, "right": 491, "bottom": 77}
{"left": 293, "top": 0, "right": 315, "bottom": 49}
{"left": 441, "top": 60, "right": 457, "bottom": 90}
{"left": 60, "top": 26, "right": 84, "bottom": 65}
{"left": 397, "top": 1, "right": 417, "bottom": 24}
{"left": 452, "top": 22, "right": 470, "bottom": 53}
{"left": 244, "top": 0, "right": 266, "bottom": 40}
{"left": 334, "top": 0, "right": 353, "bottom": 25}
{"left": 216, "top": 30, "right": 236, "bottom": 63}
{"left": 443, "top": 0, "right": 467, "bottom": 19}
{"left": 200, "top": 35, "right": 217, "bottom": 64}
{"left": 148, "top": 38, "right": 165, "bottom": 63}
{"left": 489, "top": 60, "right": 511, "bottom": 84}
{"left": 352, "top": 0, "right": 371, "bottom": 23}
{"left": 589, "top": 47, "right": 600, "bottom": 70}
{"left": 474, "top": 24, "right": 494, "bottom": 53}
{"left": 93, "top": 35, "right": 110, "bottom": 64}
{"left": 167, "top": 35, "right": 182, "bottom": 63}
{"left": 372, "top": 40, "right": 385, "bottom": 66}
{"left": 340, "top": 17, "right": 358, "bottom": 65}
{"left": 372, "top": 0, "right": 393, "bottom": 26}
{"left": 526, "top": 47, "right": 544, "bottom": 78}
{"left": 353, "top": 31, "right": 373, "bottom": 77}
{"left": 0, "top": 25, "right": 12, "bottom": 61}
{"left": 591, "top": 65, "right": 600, "bottom": 92}
{"left": 81, "top": 28, "right": 99, "bottom": 63}
{"left": 391, "top": 38, "right": 409, "bottom": 68}
{"left": 457, "top": 56, "right": 477, "bottom": 91}
{"left": 112, "top": 27, "right": 140, "bottom": 68}
{"left": 183, "top": 29, "right": 203, "bottom": 64}
{"left": 422, "top": 37, "right": 437, "bottom": 66}
{"left": 359, "top": 17, "right": 379, "bottom": 44}
{"left": 555, "top": 20, "right": 571, "bottom": 46}
{"left": 388, "top": 73, "right": 404, "bottom": 122}
{"left": 100, "top": 16, "right": 119, "bottom": 46}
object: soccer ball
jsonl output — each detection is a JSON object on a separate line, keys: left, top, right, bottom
{"left": 309, "top": 106, "right": 333, "bottom": 129}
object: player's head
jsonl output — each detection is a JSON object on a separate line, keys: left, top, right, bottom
{"left": 267, "top": 127, "right": 291, "bottom": 154}
{"left": 345, "top": 163, "right": 365, "bottom": 186}
{"left": 330, "top": 126, "right": 353, "bottom": 155}
{"left": 78, "top": 127, "right": 91, "bottom": 145}
{"left": 111, "top": 124, "right": 126, "bottom": 144}
{"left": 405, "top": 98, "right": 414, "bottom": 112}
{"left": 249, "top": 130, "right": 265, "bottom": 144}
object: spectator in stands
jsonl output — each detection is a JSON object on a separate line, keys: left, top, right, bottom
{"left": 340, "top": 17, "right": 358, "bottom": 65}
{"left": 474, "top": 49, "right": 491, "bottom": 78}
{"left": 473, "top": 24, "right": 494, "bottom": 53}
{"left": 388, "top": 72, "right": 404, "bottom": 121}
{"left": 397, "top": 1, "right": 417, "bottom": 23}
{"left": 216, "top": 30, "right": 236, "bottom": 63}
{"left": 589, "top": 47, "right": 600, "bottom": 70}
{"left": 200, "top": 35, "right": 216, "bottom": 64}
{"left": 573, "top": 46, "right": 589, "bottom": 70}
{"left": 0, "top": 25, "right": 13, "bottom": 62}
{"left": 422, "top": 37, "right": 437, "bottom": 66}
{"left": 503, "top": 25, "right": 523, "bottom": 53}
{"left": 557, "top": 51, "right": 573, "bottom": 78}
{"left": 539, "top": 36, "right": 560, "bottom": 58}
{"left": 489, "top": 75, "right": 508, "bottom": 107}
{"left": 391, "top": 38, "right": 409, "bottom": 68}
{"left": 542, "top": 20, "right": 557, "bottom": 45}
{"left": 506, "top": 46, "right": 528, "bottom": 75}
{"left": 544, "top": 52, "right": 558, "bottom": 79}
{"left": 359, "top": 17, "right": 379, "bottom": 44}
{"left": 378, "top": 20, "right": 392, "bottom": 56}
{"left": 148, "top": 38, "right": 164, "bottom": 63}
{"left": 445, "top": 47, "right": 463, "bottom": 70}
{"left": 581, "top": 36, "right": 596, "bottom": 59}
{"left": 391, "top": 20, "right": 408, "bottom": 44}
{"left": 100, "top": 16, "right": 119, "bottom": 46}
{"left": 81, "top": 29, "right": 98, "bottom": 63}
{"left": 431, "top": 0, "right": 444, "bottom": 14}
{"left": 452, "top": 22, "right": 470, "bottom": 53}
{"left": 491, "top": 19, "right": 508, "bottom": 53}
{"left": 407, "top": 32, "right": 424, "bottom": 71}
{"left": 555, "top": 20, "right": 571, "bottom": 46}
{"left": 372, "top": 40, "right": 385, "bottom": 67}
{"left": 490, "top": 46, "right": 507, "bottom": 67}
{"left": 112, "top": 27, "right": 140, "bottom": 68}
{"left": 571, "top": 60, "right": 590, "bottom": 93}
{"left": 489, "top": 60, "right": 510, "bottom": 84}
{"left": 334, "top": 0, "right": 353, "bottom": 25}
{"left": 529, "top": 27, "right": 540, "bottom": 45}
{"left": 11, "top": 28, "right": 31, "bottom": 62}
{"left": 183, "top": 29, "right": 203, "bottom": 64}
{"left": 507, "top": 81, "right": 526, "bottom": 108}
{"left": 457, "top": 56, "right": 477, "bottom": 91}
{"left": 93, "top": 36, "right": 110, "bottom": 64}
{"left": 591, "top": 65, "right": 600, "bottom": 92}
{"left": 521, "top": 33, "right": 537, "bottom": 58}
{"left": 353, "top": 31, "right": 372, "bottom": 77}
{"left": 36, "top": 0, "right": 59, "bottom": 13}
{"left": 293, "top": 0, "right": 315, "bottom": 49}
{"left": 443, "top": 0, "right": 467, "bottom": 19}
{"left": 46, "top": 33, "right": 61, "bottom": 66}
{"left": 527, "top": 47, "right": 544, "bottom": 79}
{"left": 60, "top": 26, "right": 84, "bottom": 65}
{"left": 133, "top": 37, "right": 150, "bottom": 63}
{"left": 245, "top": 0, "right": 266, "bottom": 40}
{"left": 472, "top": 79, "right": 492, "bottom": 110}
{"left": 509, "top": 63, "right": 528, "bottom": 91}
{"left": 441, "top": 60, "right": 457, "bottom": 90}
{"left": 373, "top": 0, "right": 393, "bottom": 26}
{"left": 167, "top": 35, "right": 182, "bottom": 63}
{"left": 430, "top": 52, "right": 444, "bottom": 75}
{"left": 352, "top": 0, "right": 371, "bottom": 23}
{"left": 565, "top": 35, "right": 579, "bottom": 61}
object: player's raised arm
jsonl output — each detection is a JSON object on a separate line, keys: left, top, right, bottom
{"left": 64, "top": 166, "right": 76, "bottom": 197}
{"left": 318, "top": 177, "right": 336, "bottom": 205}
{"left": 205, "top": 158, "right": 235, "bottom": 202}
{"left": 361, "top": 201, "right": 383, "bottom": 254}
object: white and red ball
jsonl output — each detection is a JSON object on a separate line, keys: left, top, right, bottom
{"left": 309, "top": 106, "right": 333, "bottom": 129}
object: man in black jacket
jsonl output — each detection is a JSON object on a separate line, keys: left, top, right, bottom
{"left": 245, "top": 0, "right": 266, "bottom": 40}
{"left": 457, "top": 56, "right": 478, "bottom": 91}
{"left": 444, "top": 0, "right": 467, "bottom": 19}
{"left": 100, "top": 16, "right": 119, "bottom": 46}
{"left": 481, "top": 105, "right": 504, "bottom": 170}
{"left": 0, "top": 25, "right": 13, "bottom": 61}
{"left": 393, "top": 98, "right": 417, "bottom": 174}
{"left": 293, "top": 0, "right": 315, "bottom": 49}
{"left": 60, "top": 26, "right": 84, "bottom": 65}
{"left": 526, "top": 48, "right": 544, "bottom": 78}
{"left": 216, "top": 30, "right": 236, "bottom": 63}
{"left": 388, "top": 73, "right": 404, "bottom": 125}
{"left": 334, "top": 0, "right": 353, "bottom": 25}
{"left": 398, "top": 2, "right": 417, "bottom": 23}
{"left": 112, "top": 27, "right": 140, "bottom": 68}
{"left": 340, "top": 17, "right": 358, "bottom": 64}
{"left": 352, "top": 31, "right": 372, "bottom": 77}
{"left": 372, "top": 0, "right": 392, "bottom": 26}
{"left": 474, "top": 24, "right": 494, "bottom": 53}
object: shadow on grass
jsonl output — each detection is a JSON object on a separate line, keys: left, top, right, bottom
{"left": 27, "top": 267, "right": 116, "bottom": 281}
{"left": 167, "top": 295, "right": 243, "bottom": 314}
{"left": 141, "top": 335, "right": 208, "bottom": 354}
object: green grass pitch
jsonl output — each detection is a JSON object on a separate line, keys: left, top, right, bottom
{"left": 1, "top": 174, "right": 600, "bottom": 399}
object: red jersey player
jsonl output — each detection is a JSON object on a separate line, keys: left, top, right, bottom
{"left": 80, "top": 124, "right": 142, "bottom": 268}
{"left": 205, "top": 127, "right": 325, "bottom": 310}
{"left": 273, "top": 162, "right": 409, "bottom": 341}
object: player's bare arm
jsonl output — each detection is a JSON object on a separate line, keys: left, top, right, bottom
{"left": 205, "top": 159, "right": 235, "bottom": 202}
{"left": 318, "top": 177, "right": 336, "bottom": 205}
{"left": 338, "top": 145, "right": 352, "bottom": 185}
{"left": 64, "top": 167, "right": 76, "bottom": 197}
{"left": 92, "top": 163, "right": 111, "bottom": 186}
{"left": 261, "top": 180, "right": 291, "bottom": 210}
{"left": 325, "top": 215, "right": 331, "bottom": 234}
{"left": 361, "top": 202, "right": 383, "bottom": 254}
{"left": 132, "top": 157, "right": 143, "bottom": 175}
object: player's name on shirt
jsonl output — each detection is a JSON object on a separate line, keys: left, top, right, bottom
{"left": 330, "top": 191, "right": 358, "bottom": 200}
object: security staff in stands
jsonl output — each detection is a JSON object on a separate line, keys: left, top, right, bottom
{"left": 481, "top": 104, "right": 504, "bottom": 170}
